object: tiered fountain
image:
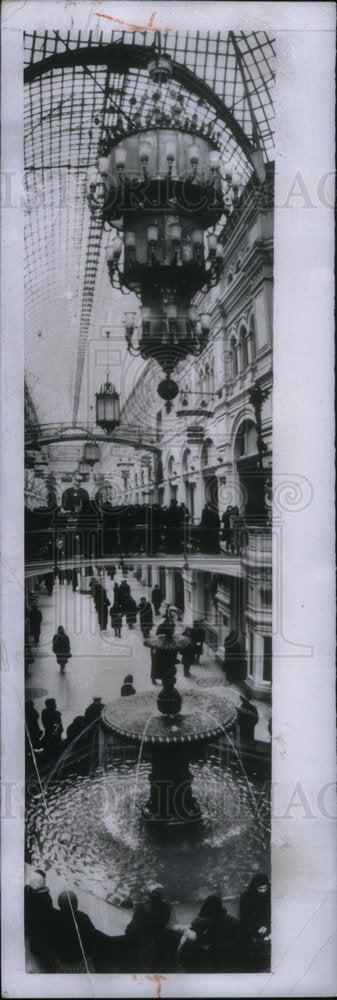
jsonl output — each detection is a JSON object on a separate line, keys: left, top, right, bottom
{"left": 102, "top": 619, "right": 236, "bottom": 825}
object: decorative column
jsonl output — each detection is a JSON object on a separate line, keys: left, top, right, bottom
{"left": 181, "top": 568, "right": 197, "bottom": 625}
{"left": 242, "top": 526, "right": 272, "bottom": 700}
{"left": 165, "top": 568, "right": 175, "bottom": 605}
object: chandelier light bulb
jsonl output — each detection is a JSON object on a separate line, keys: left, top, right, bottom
{"left": 166, "top": 303, "right": 178, "bottom": 320}
{"left": 87, "top": 168, "right": 99, "bottom": 191}
{"left": 124, "top": 311, "right": 136, "bottom": 332}
{"left": 208, "top": 234, "right": 217, "bottom": 253}
{"left": 139, "top": 139, "right": 152, "bottom": 164}
{"left": 147, "top": 225, "right": 159, "bottom": 245}
{"left": 98, "top": 156, "right": 110, "bottom": 177}
{"left": 209, "top": 150, "right": 221, "bottom": 170}
{"left": 115, "top": 146, "right": 127, "bottom": 169}
{"left": 191, "top": 229, "right": 203, "bottom": 247}
{"left": 189, "top": 144, "right": 200, "bottom": 166}
{"left": 223, "top": 161, "right": 233, "bottom": 181}
{"left": 200, "top": 312, "right": 212, "bottom": 334}
{"left": 165, "top": 141, "right": 176, "bottom": 163}
{"left": 170, "top": 224, "right": 182, "bottom": 245}
{"left": 112, "top": 236, "right": 123, "bottom": 259}
{"left": 182, "top": 244, "right": 193, "bottom": 262}
{"left": 124, "top": 231, "right": 136, "bottom": 248}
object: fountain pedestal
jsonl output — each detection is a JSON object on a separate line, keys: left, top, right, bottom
{"left": 142, "top": 745, "right": 201, "bottom": 825}
{"left": 102, "top": 689, "right": 236, "bottom": 826}
{"left": 102, "top": 615, "right": 236, "bottom": 825}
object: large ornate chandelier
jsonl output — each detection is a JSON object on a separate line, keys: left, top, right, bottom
{"left": 87, "top": 49, "right": 242, "bottom": 406}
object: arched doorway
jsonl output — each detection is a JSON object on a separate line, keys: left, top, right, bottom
{"left": 235, "top": 420, "right": 264, "bottom": 523}
{"left": 201, "top": 439, "right": 219, "bottom": 512}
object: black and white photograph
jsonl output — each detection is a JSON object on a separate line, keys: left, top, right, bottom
{"left": 1, "top": 1, "right": 335, "bottom": 996}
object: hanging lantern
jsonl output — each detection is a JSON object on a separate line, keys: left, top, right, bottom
{"left": 96, "top": 381, "right": 120, "bottom": 434}
{"left": 83, "top": 440, "right": 100, "bottom": 467}
{"left": 78, "top": 457, "right": 89, "bottom": 478}
{"left": 147, "top": 54, "right": 172, "bottom": 85}
{"left": 157, "top": 375, "right": 179, "bottom": 413}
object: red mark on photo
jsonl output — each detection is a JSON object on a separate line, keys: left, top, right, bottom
{"left": 95, "top": 11, "right": 171, "bottom": 33}
{"left": 132, "top": 974, "right": 168, "bottom": 998}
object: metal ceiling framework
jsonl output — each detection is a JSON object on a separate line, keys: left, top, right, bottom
{"left": 24, "top": 28, "right": 275, "bottom": 431}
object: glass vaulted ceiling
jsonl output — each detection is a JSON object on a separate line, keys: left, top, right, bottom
{"left": 24, "top": 28, "right": 275, "bottom": 426}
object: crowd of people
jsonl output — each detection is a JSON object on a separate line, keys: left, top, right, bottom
{"left": 25, "top": 497, "right": 249, "bottom": 560}
{"left": 25, "top": 568, "right": 261, "bottom": 766}
{"left": 25, "top": 871, "right": 271, "bottom": 973}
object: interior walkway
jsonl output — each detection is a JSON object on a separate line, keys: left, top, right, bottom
{"left": 26, "top": 569, "right": 270, "bottom": 740}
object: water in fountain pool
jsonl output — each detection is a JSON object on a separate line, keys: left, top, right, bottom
{"left": 26, "top": 753, "right": 270, "bottom": 908}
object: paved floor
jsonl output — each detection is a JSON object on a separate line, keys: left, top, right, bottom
{"left": 26, "top": 569, "right": 271, "bottom": 741}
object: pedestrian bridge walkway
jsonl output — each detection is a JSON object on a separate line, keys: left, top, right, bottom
{"left": 25, "top": 552, "right": 243, "bottom": 579}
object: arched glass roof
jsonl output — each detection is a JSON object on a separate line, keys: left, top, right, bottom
{"left": 24, "top": 28, "right": 275, "bottom": 426}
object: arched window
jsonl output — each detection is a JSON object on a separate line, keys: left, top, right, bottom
{"left": 201, "top": 441, "right": 208, "bottom": 468}
{"left": 204, "top": 362, "right": 211, "bottom": 396}
{"left": 197, "top": 367, "right": 204, "bottom": 396}
{"left": 227, "top": 271, "right": 233, "bottom": 286}
{"left": 134, "top": 473, "right": 138, "bottom": 486}
{"left": 240, "top": 325, "right": 249, "bottom": 371}
{"left": 249, "top": 315, "right": 256, "bottom": 362}
{"left": 182, "top": 448, "right": 191, "bottom": 474}
{"left": 209, "top": 362, "right": 215, "bottom": 394}
{"left": 229, "top": 336, "right": 238, "bottom": 378}
{"left": 168, "top": 455, "right": 175, "bottom": 478}
{"left": 235, "top": 255, "right": 242, "bottom": 274}
{"left": 235, "top": 420, "right": 258, "bottom": 460}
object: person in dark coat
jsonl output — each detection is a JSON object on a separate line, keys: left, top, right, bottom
{"left": 71, "top": 567, "right": 78, "bottom": 592}
{"left": 221, "top": 506, "right": 234, "bottom": 553}
{"left": 66, "top": 715, "right": 85, "bottom": 746}
{"left": 190, "top": 621, "right": 206, "bottom": 664}
{"left": 151, "top": 584, "right": 163, "bottom": 615}
{"left": 98, "top": 590, "right": 110, "bottom": 630}
{"left": 179, "top": 895, "right": 239, "bottom": 973}
{"left": 52, "top": 890, "right": 100, "bottom": 972}
{"left": 25, "top": 699, "right": 43, "bottom": 751}
{"left": 223, "top": 631, "right": 246, "bottom": 684}
{"left": 137, "top": 597, "right": 153, "bottom": 638}
{"left": 236, "top": 695, "right": 259, "bottom": 742}
{"left": 44, "top": 571, "right": 54, "bottom": 596}
{"left": 110, "top": 601, "right": 123, "bottom": 637}
{"left": 239, "top": 874, "right": 271, "bottom": 971}
{"left": 125, "top": 884, "right": 171, "bottom": 972}
{"left": 52, "top": 625, "right": 71, "bottom": 673}
{"left": 191, "top": 895, "right": 239, "bottom": 970}
{"left": 121, "top": 674, "right": 136, "bottom": 697}
{"left": 24, "top": 871, "right": 56, "bottom": 966}
{"left": 113, "top": 581, "right": 120, "bottom": 602}
{"left": 181, "top": 628, "right": 195, "bottom": 677}
{"left": 119, "top": 579, "right": 131, "bottom": 609}
{"left": 41, "top": 698, "right": 63, "bottom": 755}
{"left": 124, "top": 595, "right": 137, "bottom": 629}
{"left": 29, "top": 604, "right": 42, "bottom": 643}
{"left": 83, "top": 697, "right": 104, "bottom": 725}
{"left": 200, "top": 502, "right": 220, "bottom": 554}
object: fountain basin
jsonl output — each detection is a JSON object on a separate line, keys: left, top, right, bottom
{"left": 102, "top": 690, "right": 236, "bottom": 744}
{"left": 102, "top": 690, "right": 236, "bottom": 825}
